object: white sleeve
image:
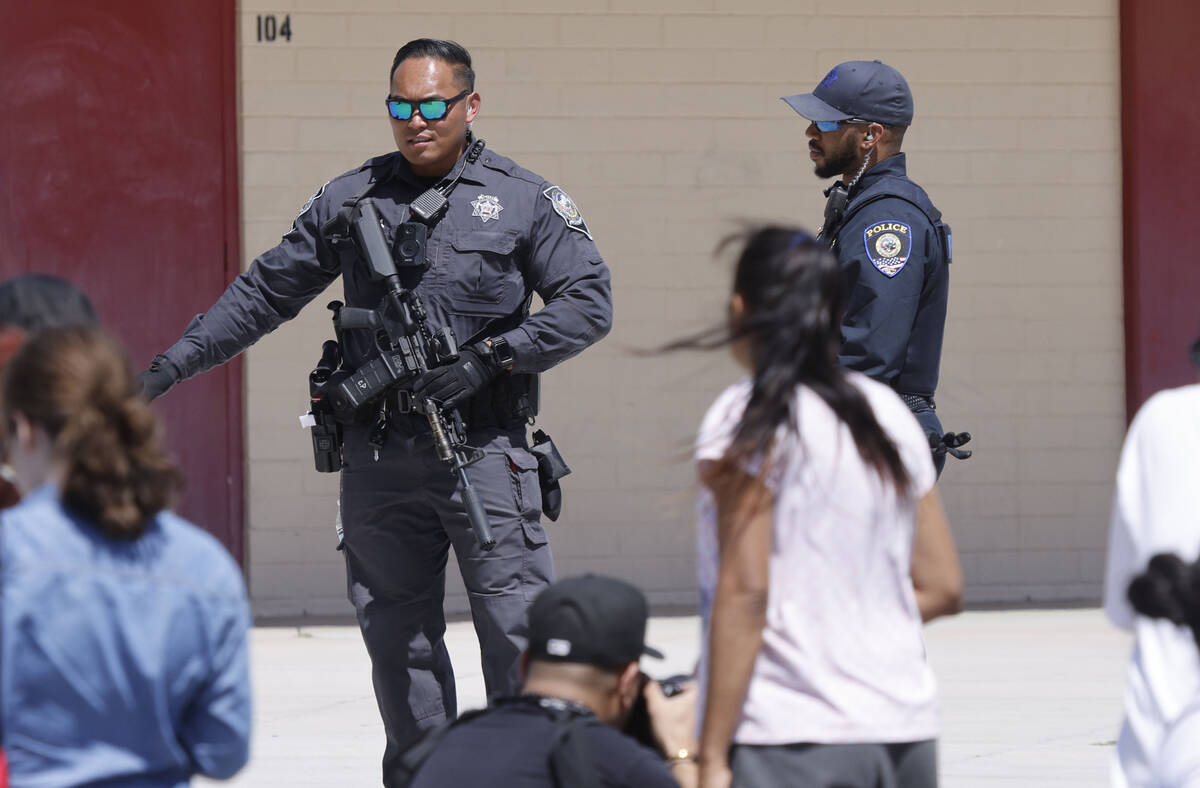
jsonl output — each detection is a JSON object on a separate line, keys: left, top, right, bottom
{"left": 1103, "top": 410, "right": 1147, "bottom": 631}
{"left": 695, "top": 379, "right": 751, "bottom": 464}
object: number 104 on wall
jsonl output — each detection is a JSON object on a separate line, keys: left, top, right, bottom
{"left": 256, "top": 14, "right": 291, "bottom": 42}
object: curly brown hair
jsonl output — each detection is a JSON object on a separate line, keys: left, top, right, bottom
{"left": 2, "top": 326, "right": 180, "bottom": 537}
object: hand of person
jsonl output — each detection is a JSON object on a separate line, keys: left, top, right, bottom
{"left": 137, "top": 355, "right": 178, "bottom": 402}
{"left": 411, "top": 348, "right": 496, "bottom": 409}
{"left": 644, "top": 678, "right": 698, "bottom": 761}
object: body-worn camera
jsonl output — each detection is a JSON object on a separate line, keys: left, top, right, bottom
{"left": 395, "top": 222, "right": 427, "bottom": 269}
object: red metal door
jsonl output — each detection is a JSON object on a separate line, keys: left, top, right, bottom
{"left": 0, "top": 2, "right": 244, "bottom": 562}
{"left": 1121, "top": 0, "right": 1200, "bottom": 415}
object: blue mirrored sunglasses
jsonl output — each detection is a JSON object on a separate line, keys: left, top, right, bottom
{"left": 385, "top": 89, "right": 470, "bottom": 121}
{"left": 814, "top": 118, "right": 870, "bottom": 133}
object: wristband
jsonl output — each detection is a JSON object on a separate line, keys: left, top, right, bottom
{"left": 665, "top": 747, "right": 697, "bottom": 765}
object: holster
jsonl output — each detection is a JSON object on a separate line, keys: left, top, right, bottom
{"left": 529, "top": 429, "right": 571, "bottom": 521}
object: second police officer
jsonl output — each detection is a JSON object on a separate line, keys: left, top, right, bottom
{"left": 138, "top": 39, "right": 613, "bottom": 787}
{"left": 782, "top": 60, "right": 968, "bottom": 475}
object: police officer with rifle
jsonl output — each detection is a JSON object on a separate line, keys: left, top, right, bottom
{"left": 138, "top": 39, "right": 611, "bottom": 787}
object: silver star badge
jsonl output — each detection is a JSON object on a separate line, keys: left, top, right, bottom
{"left": 470, "top": 194, "right": 503, "bottom": 223}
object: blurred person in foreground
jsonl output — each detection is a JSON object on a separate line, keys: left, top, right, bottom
{"left": 404, "top": 575, "right": 699, "bottom": 788}
{"left": 0, "top": 274, "right": 98, "bottom": 510}
{"left": 674, "top": 227, "right": 963, "bottom": 788}
{"left": 1104, "top": 335, "right": 1200, "bottom": 788}
{"left": 0, "top": 326, "right": 251, "bottom": 785}
{"left": 1125, "top": 553, "right": 1200, "bottom": 787}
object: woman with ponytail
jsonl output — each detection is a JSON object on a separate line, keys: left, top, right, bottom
{"left": 0, "top": 326, "right": 251, "bottom": 786}
{"left": 1104, "top": 347, "right": 1200, "bottom": 788}
{"left": 684, "top": 227, "right": 963, "bottom": 788}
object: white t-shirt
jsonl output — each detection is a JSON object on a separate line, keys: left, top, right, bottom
{"left": 1104, "top": 384, "right": 1200, "bottom": 788}
{"left": 695, "top": 372, "right": 939, "bottom": 745}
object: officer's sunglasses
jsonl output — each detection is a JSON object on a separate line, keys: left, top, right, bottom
{"left": 385, "top": 90, "right": 470, "bottom": 122}
{"left": 814, "top": 118, "right": 871, "bottom": 133}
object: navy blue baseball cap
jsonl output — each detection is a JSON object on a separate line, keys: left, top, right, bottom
{"left": 782, "top": 60, "right": 914, "bottom": 126}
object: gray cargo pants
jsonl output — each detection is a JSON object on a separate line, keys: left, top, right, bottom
{"left": 338, "top": 421, "right": 554, "bottom": 788}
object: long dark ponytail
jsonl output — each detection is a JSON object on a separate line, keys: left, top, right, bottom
{"left": 1128, "top": 553, "right": 1200, "bottom": 649}
{"left": 666, "top": 225, "right": 910, "bottom": 494}
{"left": 2, "top": 326, "right": 180, "bottom": 538}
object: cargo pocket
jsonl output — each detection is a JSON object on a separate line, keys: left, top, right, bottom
{"left": 449, "top": 229, "right": 520, "bottom": 316}
{"left": 504, "top": 446, "right": 545, "bottom": 543}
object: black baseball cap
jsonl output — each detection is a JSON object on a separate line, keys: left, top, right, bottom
{"left": 528, "top": 575, "right": 664, "bottom": 667}
{"left": 782, "top": 60, "right": 914, "bottom": 126}
{"left": 0, "top": 274, "right": 97, "bottom": 332}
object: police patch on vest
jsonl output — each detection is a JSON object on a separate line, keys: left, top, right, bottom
{"left": 864, "top": 220, "right": 912, "bottom": 278}
{"left": 543, "top": 186, "right": 593, "bottom": 240}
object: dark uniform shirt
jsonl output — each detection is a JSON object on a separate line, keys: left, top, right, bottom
{"left": 160, "top": 142, "right": 612, "bottom": 383}
{"left": 826, "top": 153, "right": 949, "bottom": 398}
{"left": 408, "top": 700, "right": 678, "bottom": 788}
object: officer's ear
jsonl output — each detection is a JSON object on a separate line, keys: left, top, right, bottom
{"left": 863, "top": 123, "right": 884, "bottom": 149}
{"left": 616, "top": 662, "right": 642, "bottom": 712}
{"left": 465, "top": 91, "right": 481, "bottom": 123}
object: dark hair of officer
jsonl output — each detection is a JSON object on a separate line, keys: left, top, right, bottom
{"left": 1128, "top": 553, "right": 1200, "bottom": 649}
{"left": 665, "top": 226, "right": 910, "bottom": 492}
{"left": 2, "top": 326, "right": 180, "bottom": 538}
{"left": 389, "top": 38, "right": 475, "bottom": 92}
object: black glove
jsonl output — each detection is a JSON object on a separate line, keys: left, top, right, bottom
{"left": 137, "top": 354, "right": 179, "bottom": 402}
{"left": 930, "top": 431, "right": 972, "bottom": 461}
{"left": 411, "top": 347, "right": 496, "bottom": 409}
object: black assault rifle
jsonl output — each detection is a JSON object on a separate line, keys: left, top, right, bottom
{"left": 304, "top": 198, "right": 496, "bottom": 551}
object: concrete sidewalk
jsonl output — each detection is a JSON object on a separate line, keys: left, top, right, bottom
{"left": 199, "top": 607, "right": 1130, "bottom": 787}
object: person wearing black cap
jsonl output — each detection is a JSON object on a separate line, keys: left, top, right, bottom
{"left": 783, "top": 60, "right": 965, "bottom": 475}
{"left": 0, "top": 274, "right": 98, "bottom": 511}
{"left": 403, "top": 575, "right": 698, "bottom": 788}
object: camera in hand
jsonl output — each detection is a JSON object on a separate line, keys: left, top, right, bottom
{"left": 623, "top": 674, "right": 691, "bottom": 755}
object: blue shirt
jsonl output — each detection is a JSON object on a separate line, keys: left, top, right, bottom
{"left": 0, "top": 485, "right": 252, "bottom": 787}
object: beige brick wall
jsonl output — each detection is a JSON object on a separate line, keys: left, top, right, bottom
{"left": 238, "top": 0, "right": 1122, "bottom": 617}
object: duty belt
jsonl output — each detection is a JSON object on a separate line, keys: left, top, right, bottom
{"left": 899, "top": 393, "right": 936, "bottom": 412}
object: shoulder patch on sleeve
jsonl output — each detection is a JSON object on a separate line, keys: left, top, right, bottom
{"left": 542, "top": 185, "right": 593, "bottom": 240}
{"left": 863, "top": 220, "right": 912, "bottom": 278}
{"left": 296, "top": 181, "right": 329, "bottom": 222}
